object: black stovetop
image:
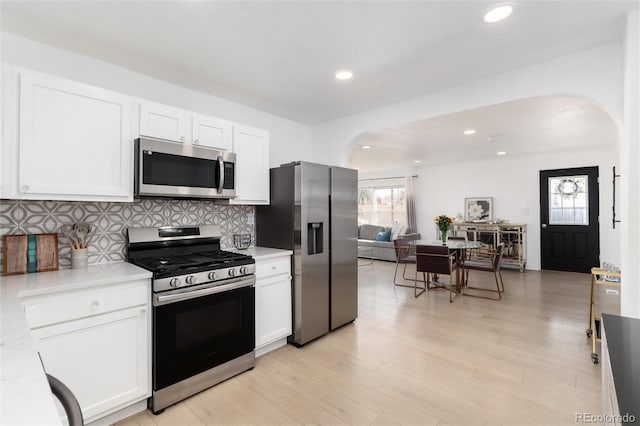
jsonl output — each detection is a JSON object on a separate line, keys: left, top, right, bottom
{"left": 129, "top": 250, "right": 254, "bottom": 278}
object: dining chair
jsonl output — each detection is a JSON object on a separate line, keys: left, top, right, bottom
{"left": 447, "top": 236, "right": 467, "bottom": 262}
{"left": 47, "top": 373, "right": 83, "bottom": 426}
{"left": 462, "top": 243, "right": 505, "bottom": 300}
{"left": 415, "top": 245, "right": 458, "bottom": 302}
{"left": 393, "top": 238, "right": 423, "bottom": 294}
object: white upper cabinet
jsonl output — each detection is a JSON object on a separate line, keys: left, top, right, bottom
{"left": 138, "top": 101, "right": 189, "bottom": 143}
{"left": 192, "top": 114, "right": 233, "bottom": 151}
{"left": 230, "top": 125, "right": 270, "bottom": 205}
{"left": 4, "top": 66, "right": 133, "bottom": 201}
{"left": 138, "top": 101, "right": 232, "bottom": 151}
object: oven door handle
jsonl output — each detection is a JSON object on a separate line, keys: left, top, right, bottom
{"left": 154, "top": 276, "right": 255, "bottom": 306}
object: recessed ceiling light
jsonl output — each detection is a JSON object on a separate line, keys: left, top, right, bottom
{"left": 483, "top": 4, "right": 513, "bottom": 23}
{"left": 414, "top": 160, "right": 421, "bottom": 164}
{"left": 497, "top": 151, "right": 507, "bottom": 156}
{"left": 463, "top": 129, "right": 476, "bottom": 135}
{"left": 335, "top": 70, "right": 353, "bottom": 80}
{"left": 361, "top": 145, "right": 371, "bottom": 150}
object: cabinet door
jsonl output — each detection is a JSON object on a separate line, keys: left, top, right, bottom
{"left": 17, "top": 69, "right": 132, "bottom": 201}
{"left": 32, "top": 306, "right": 150, "bottom": 424}
{"left": 192, "top": 114, "right": 233, "bottom": 150}
{"left": 230, "top": 125, "right": 270, "bottom": 205}
{"left": 139, "top": 100, "right": 188, "bottom": 143}
{"left": 255, "top": 273, "right": 292, "bottom": 348}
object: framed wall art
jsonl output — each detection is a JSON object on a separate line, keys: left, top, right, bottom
{"left": 464, "top": 197, "right": 493, "bottom": 222}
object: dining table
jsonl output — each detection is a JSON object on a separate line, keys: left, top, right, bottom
{"left": 409, "top": 239, "right": 485, "bottom": 293}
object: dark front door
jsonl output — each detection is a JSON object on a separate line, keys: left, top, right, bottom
{"left": 540, "top": 166, "right": 599, "bottom": 272}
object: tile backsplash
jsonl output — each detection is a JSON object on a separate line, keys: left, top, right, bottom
{"left": 0, "top": 199, "right": 254, "bottom": 269}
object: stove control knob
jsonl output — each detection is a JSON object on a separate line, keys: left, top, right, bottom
{"left": 170, "top": 278, "right": 180, "bottom": 288}
{"left": 228, "top": 268, "right": 236, "bottom": 277}
{"left": 208, "top": 271, "right": 216, "bottom": 280}
{"left": 186, "top": 275, "right": 196, "bottom": 285}
{"left": 239, "top": 266, "right": 247, "bottom": 275}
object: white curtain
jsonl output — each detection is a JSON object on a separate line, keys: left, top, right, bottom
{"left": 405, "top": 176, "right": 417, "bottom": 233}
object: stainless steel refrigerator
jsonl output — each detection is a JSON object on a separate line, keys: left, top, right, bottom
{"left": 256, "top": 161, "right": 358, "bottom": 345}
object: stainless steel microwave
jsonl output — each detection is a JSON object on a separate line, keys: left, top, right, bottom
{"left": 134, "top": 137, "right": 236, "bottom": 199}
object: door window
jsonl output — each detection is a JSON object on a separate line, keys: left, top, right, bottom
{"left": 548, "top": 175, "right": 588, "bottom": 225}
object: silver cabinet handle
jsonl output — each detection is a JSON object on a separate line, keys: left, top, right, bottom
{"left": 90, "top": 301, "right": 99, "bottom": 312}
{"left": 541, "top": 224, "right": 548, "bottom": 228}
{"left": 194, "top": 139, "right": 199, "bottom": 145}
{"left": 180, "top": 136, "right": 185, "bottom": 142}
{"left": 20, "top": 185, "right": 29, "bottom": 193}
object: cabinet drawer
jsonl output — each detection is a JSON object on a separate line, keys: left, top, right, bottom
{"left": 25, "top": 283, "right": 148, "bottom": 329}
{"left": 256, "top": 257, "right": 291, "bottom": 278}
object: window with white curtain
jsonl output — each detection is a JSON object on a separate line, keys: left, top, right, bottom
{"left": 358, "top": 180, "right": 406, "bottom": 227}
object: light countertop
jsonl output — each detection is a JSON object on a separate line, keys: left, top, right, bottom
{"left": 0, "top": 262, "right": 152, "bottom": 426}
{"left": 227, "top": 246, "right": 293, "bottom": 260}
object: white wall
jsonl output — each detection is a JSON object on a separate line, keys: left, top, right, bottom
{"left": 359, "top": 147, "right": 618, "bottom": 271}
{"left": 311, "top": 42, "right": 623, "bottom": 167}
{"left": 0, "top": 32, "right": 313, "bottom": 167}
{"left": 313, "top": 38, "right": 635, "bottom": 307}
{"left": 415, "top": 148, "right": 617, "bottom": 271}
{"left": 620, "top": 10, "right": 640, "bottom": 318}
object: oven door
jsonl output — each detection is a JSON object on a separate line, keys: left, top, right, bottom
{"left": 135, "top": 137, "right": 236, "bottom": 199}
{"left": 153, "top": 278, "right": 254, "bottom": 391}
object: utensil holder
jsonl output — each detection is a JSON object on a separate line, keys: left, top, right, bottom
{"left": 233, "top": 234, "right": 252, "bottom": 250}
{"left": 71, "top": 248, "right": 88, "bottom": 269}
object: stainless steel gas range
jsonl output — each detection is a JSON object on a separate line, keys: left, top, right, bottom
{"left": 126, "top": 225, "right": 255, "bottom": 414}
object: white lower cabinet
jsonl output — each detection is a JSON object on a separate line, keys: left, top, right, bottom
{"left": 255, "top": 254, "right": 292, "bottom": 356}
{"left": 23, "top": 280, "right": 151, "bottom": 424}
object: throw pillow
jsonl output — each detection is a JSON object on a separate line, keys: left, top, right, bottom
{"left": 375, "top": 230, "right": 392, "bottom": 241}
{"left": 360, "top": 224, "right": 384, "bottom": 240}
{"left": 391, "top": 224, "right": 406, "bottom": 240}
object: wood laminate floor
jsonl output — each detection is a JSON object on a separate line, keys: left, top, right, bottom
{"left": 117, "top": 261, "right": 619, "bottom": 426}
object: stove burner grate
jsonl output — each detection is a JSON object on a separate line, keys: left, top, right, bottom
{"left": 132, "top": 250, "right": 252, "bottom": 273}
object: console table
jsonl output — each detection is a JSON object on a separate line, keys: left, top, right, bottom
{"left": 452, "top": 222, "right": 527, "bottom": 271}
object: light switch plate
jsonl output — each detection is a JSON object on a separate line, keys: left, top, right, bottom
{"left": 246, "top": 212, "right": 255, "bottom": 225}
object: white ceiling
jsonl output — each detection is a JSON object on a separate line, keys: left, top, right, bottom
{"left": 1, "top": 1, "right": 637, "bottom": 124}
{"left": 347, "top": 95, "right": 620, "bottom": 172}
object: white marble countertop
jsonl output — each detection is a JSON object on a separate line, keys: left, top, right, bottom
{"left": 227, "top": 246, "right": 293, "bottom": 260}
{"left": 0, "top": 262, "right": 152, "bottom": 426}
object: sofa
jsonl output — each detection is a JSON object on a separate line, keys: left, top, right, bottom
{"left": 357, "top": 224, "right": 421, "bottom": 262}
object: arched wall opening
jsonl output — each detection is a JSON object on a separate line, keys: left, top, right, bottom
{"left": 344, "top": 95, "right": 621, "bottom": 272}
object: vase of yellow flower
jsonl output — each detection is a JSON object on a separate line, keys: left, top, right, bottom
{"left": 434, "top": 214, "right": 454, "bottom": 245}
